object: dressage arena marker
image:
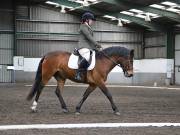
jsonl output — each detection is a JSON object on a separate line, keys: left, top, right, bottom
{"left": 1, "top": 123, "right": 180, "bottom": 130}
{"left": 26, "top": 84, "right": 180, "bottom": 90}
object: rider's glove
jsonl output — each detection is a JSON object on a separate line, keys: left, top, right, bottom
{"left": 95, "top": 44, "right": 102, "bottom": 51}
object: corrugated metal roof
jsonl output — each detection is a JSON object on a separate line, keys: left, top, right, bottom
{"left": 30, "top": 0, "right": 180, "bottom": 31}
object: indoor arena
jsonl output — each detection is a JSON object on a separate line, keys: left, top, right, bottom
{"left": 0, "top": 0, "right": 180, "bottom": 134}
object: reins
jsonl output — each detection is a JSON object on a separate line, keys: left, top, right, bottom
{"left": 100, "top": 49, "right": 122, "bottom": 68}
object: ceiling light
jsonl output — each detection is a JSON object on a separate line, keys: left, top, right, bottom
{"left": 161, "top": 1, "right": 177, "bottom": 6}
{"left": 117, "top": 19, "right": 123, "bottom": 27}
{"left": 145, "top": 13, "right": 151, "bottom": 21}
{"left": 150, "top": 4, "right": 166, "bottom": 10}
{"left": 120, "top": 11, "right": 134, "bottom": 16}
{"left": 135, "top": 14, "right": 146, "bottom": 19}
{"left": 103, "top": 15, "right": 116, "bottom": 20}
{"left": 167, "top": 8, "right": 180, "bottom": 13}
{"left": 120, "top": 18, "right": 131, "bottom": 24}
{"left": 146, "top": 12, "right": 159, "bottom": 18}
{"left": 129, "top": 9, "right": 143, "bottom": 14}
{"left": 45, "top": 1, "right": 60, "bottom": 7}
{"left": 83, "top": 0, "right": 89, "bottom": 6}
{"left": 60, "top": 5, "right": 66, "bottom": 13}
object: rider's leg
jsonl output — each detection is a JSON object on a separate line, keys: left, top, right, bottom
{"left": 75, "top": 58, "right": 89, "bottom": 81}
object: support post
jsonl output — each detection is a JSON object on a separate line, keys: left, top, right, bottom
{"left": 166, "top": 29, "right": 175, "bottom": 85}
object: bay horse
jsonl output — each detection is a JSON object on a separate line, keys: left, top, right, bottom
{"left": 26, "top": 46, "right": 134, "bottom": 115}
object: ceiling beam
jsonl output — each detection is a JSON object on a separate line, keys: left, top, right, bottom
{"left": 113, "top": 13, "right": 166, "bottom": 31}
{"left": 49, "top": 0, "right": 81, "bottom": 8}
{"left": 101, "top": 0, "right": 180, "bottom": 5}
{"left": 101, "top": 0, "right": 180, "bottom": 23}
{"left": 141, "top": 6, "right": 180, "bottom": 22}
{"left": 48, "top": 0, "right": 171, "bottom": 31}
{"left": 163, "top": 0, "right": 180, "bottom": 4}
{"left": 72, "top": 6, "right": 168, "bottom": 31}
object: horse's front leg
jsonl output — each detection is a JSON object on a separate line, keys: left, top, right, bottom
{"left": 75, "top": 84, "right": 97, "bottom": 114}
{"left": 98, "top": 82, "right": 120, "bottom": 115}
{"left": 55, "top": 80, "right": 68, "bottom": 113}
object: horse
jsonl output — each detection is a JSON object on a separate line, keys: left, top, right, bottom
{"left": 26, "top": 46, "right": 134, "bottom": 115}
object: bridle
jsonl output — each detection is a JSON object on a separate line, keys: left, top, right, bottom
{"left": 100, "top": 49, "right": 133, "bottom": 75}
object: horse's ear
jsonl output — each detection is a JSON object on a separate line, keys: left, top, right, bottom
{"left": 130, "top": 50, "right": 134, "bottom": 58}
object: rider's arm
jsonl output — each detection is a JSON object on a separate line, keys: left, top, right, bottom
{"left": 80, "top": 24, "right": 100, "bottom": 49}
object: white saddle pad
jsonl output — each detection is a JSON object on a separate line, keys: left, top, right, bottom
{"left": 68, "top": 51, "right": 96, "bottom": 70}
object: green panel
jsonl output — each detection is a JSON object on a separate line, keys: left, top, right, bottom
{"left": 50, "top": 0, "right": 81, "bottom": 8}
{"left": 101, "top": 0, "right": 125, "bottom": 5}
{"left": 102, "top": 0, "right": 180, "bottom": 22}
{"left": 166, "top": 30, "right": 175, "bottom": 59}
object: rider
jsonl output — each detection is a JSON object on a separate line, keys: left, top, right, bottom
{"left": 75, "top": 12, "right": 102, "bottom": 81}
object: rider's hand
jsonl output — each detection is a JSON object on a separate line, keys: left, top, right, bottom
{"left": 96, "top": 44, "right": 101, "bottom": 48}
{"left": 95, "top": 44, "right": 102, "bottom": 51}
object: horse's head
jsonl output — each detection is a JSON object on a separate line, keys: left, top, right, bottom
{"left": 119, "top": 49, "right": 134, "bottom": 77}
{"left": 97, "top": 47, "right": 134, "bottom": 77}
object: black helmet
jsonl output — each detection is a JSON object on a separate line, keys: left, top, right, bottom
{"left": 81, "top": 12, "right": 96, "bottom": 22}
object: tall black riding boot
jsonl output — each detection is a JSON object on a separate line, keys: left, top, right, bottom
{"left": 75, "top": 58, "right": 89, "bottom": 81}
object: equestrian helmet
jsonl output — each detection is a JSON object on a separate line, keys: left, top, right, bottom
{"left": 81, "top": 12, "right": 96, "bottom": 22}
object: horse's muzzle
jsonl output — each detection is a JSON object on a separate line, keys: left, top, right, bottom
{"left": 127, "top": 74, "right": 133, "bottom": 77}
{"left": 124, "top": 71, "right": 133, "bottom": 77}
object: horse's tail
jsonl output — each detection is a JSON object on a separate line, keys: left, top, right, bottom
{"left": 26, "top": 57, "right": 45, "bottom": 101}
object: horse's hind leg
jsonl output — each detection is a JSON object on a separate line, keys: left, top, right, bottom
{"left": 31, "top": 69, "right": 54, "bottom": 112}
{"left": 55, "top": 79, "right": 68, "bottom": 113}
{"left": 31, "top": 83, "right": 44, "bottom": 112}
{"left": 75, "top": 84, "right": 97, "bottom": 114}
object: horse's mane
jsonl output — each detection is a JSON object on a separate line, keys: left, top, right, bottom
{"left": 96, "top": 46, "right": 130, "bottom": 59}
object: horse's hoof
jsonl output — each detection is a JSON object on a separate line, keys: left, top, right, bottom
{"left": 114, "top": 111, "right": 120, "bottom": 116}
{"left": 75, "top": 112, "right": 81, "bottom": 115}
{"left": 31, "top": 108, "right": 38, "bottom": 113}
{"left": 62, "top": 109, "right": 69, "bottom": 113}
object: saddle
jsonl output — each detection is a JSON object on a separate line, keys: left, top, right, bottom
{"left": 68, "top": 48, "right": 96, "bottom": 70}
